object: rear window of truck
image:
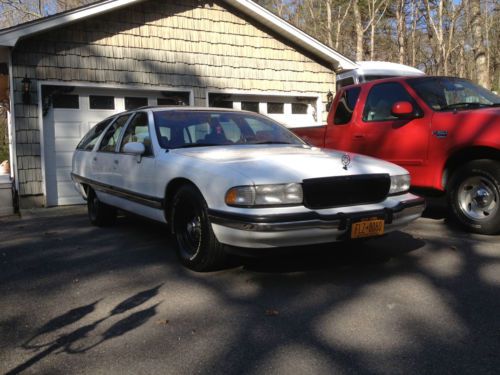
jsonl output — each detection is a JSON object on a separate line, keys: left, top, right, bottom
{"left": 334, "top": 87, "right": 361, "bottom": 125}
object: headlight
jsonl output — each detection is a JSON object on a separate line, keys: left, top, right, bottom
{"left": 389, "top": 174, "right": 411, "bottom": 195}
{"left": 225, "top": 183, "right": 303, "bottom": 207}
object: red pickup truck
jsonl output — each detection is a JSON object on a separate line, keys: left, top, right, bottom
{"left": 293, "top": 76, "right": 500, "bottom": 234}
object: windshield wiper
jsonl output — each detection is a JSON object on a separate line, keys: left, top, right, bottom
{"left": 252, "top": 141, "right": 293, "bottom": 145}
{"left": 441, "top": 102, "right": 488, "bottom": 110}
{"left": 175, "top": 143, "right": 220, "bottom": 148}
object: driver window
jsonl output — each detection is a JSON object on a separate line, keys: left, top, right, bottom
{"left": 120, "top": 112, "right": 152, "bottom": 156}
{"left": 363, "top": 82, "right": 420, "bottom": 122}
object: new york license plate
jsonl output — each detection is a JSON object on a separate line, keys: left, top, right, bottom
{"left": 351, "top": 218, "right": 385, "bottom": 239}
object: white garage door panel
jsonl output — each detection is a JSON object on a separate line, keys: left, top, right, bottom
{"left": 57, "top": 181, "right": 80, "bottom": 197}
{"left": 54, "top": 138, "right": 81, "bottom": 152}
{"left": 54, "top": 121, "right": 84, "bottom": 137}
{"left": 56, "top": 168, "right": 72, "bottom": 182}
{"left": 55, "top": 152, "right": 74, "bottom": 168}
{"left": 44, "top": 86, "right": 164, "bottom": 206}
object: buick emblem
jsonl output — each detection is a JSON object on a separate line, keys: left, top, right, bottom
{"left": 341, "top": 153, "right": 351, "bottom": 170}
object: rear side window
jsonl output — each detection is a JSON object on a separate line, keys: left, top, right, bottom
{"left": 76, "top": 118, "right": 113, "bottom": 151}
{"left": 363, "top": 82, "right": 420, "bottom": 122}
{"left": 98, "top": 114, "right": 131, "bottom": 152}
{"left": 334, "top": 87, "right": 361, "bottom": 125}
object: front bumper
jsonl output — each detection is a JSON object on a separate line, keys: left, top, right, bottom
{"left": 209, "top": 195, "right": 425, "bottom": 248}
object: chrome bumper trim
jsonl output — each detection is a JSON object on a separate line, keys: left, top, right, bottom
{"left": 208, "top": 197, "right": 426, "bottom": 232}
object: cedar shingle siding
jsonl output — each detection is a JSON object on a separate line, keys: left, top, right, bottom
{"left": 11, "top": 0, "right": 335, "bottom": 201}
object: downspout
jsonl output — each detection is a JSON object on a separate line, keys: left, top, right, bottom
{"left": 7, "top": 48, "right": 19, "bottom": 210}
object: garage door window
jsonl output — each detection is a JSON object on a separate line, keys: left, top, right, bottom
{"left": 53, "top": 94, "right": 79, "bottom": 109}
{"left": 242, "top": 101, "right": 259, "bottom": 113}
{"left": 125, "top": 97, "right": 148, "bottom": 110}
{"left": 292, "top": 103, "right": 308, "bottom": 114}
{"left": 157, "top": 92, "right": 190, "bottom": 106}
{"left": 89, "top": 95, "right": 115, "bottom": 110}
{"left": 267, "top": 102, "right": 284, "bottom": 114}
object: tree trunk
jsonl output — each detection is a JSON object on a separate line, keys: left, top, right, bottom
{"left": 396, "top": 0, "right": 406, "bottom": 64}
{"left": 471, "top": 0, "right": 489, "bottom": 88}
{"left": 326, "top": 0, "right": 334, "bottom": 47}
{"left": 410, "top": 0, "right": 417, "bottom": 67}
{"left": 353, "top": 0, "right": 364, "bottom": 61}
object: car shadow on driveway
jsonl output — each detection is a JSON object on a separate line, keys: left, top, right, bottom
{"left": 237, "top": 231, "right": 425, "bottom": 274}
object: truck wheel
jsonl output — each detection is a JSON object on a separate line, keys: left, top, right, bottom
{"left": 87, "top": 188, "right": 117, "bottom": 227}
{"left": 447, "top": 160, "right": 500, "bottom": 234}
{"left": 171, "top": 184, "right": 227, "bottom": 271}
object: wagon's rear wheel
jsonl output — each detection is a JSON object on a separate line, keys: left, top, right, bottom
{"left": 171, "top": 185, "right": 227, "bottom": 271}
{"left": 87, "top": 188, "right": 117, "bottom": 227}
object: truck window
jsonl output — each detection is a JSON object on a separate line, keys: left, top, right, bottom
{"left": 334, "top": 87, "right": 361, "bottom": 125}
{"left": 363, "top": 82, "right": 420, "bottom": 122}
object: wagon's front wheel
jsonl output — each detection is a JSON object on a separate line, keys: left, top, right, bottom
{"left": 171, "top": 185, "right": 227, "bottom": 271}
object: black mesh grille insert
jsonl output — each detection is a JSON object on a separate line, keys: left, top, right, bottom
{"left": 302, "top": 174, "right": 391, "bottom": 209}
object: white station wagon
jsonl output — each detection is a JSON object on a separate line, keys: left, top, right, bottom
{"left": 72, "top": 107, "right": 425, "bottom": 271}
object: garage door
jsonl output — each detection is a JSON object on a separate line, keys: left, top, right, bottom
{"left": 43, "top": 86, "right": 189, "bottom": 206}
{"left": 208, "top": 93, "right": 322, "bottom": 128}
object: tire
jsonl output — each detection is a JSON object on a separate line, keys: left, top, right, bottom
{"left": 171, "top": 184, "right": 227, "bottom": 271}
{"left": 87, "top": 188, "right": 117, "bottom": 227}
{"left": 447, "top": 159, "right": 500, "bottom": 234}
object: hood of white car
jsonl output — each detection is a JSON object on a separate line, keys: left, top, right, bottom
{"left": 173, "top": 145, "right": 408, "bottom": 184}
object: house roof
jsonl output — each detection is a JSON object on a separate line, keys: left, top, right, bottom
{"left": 0, "top": 0, "right": 357, "bottom": 71}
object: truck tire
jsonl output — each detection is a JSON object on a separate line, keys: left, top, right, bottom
{"left": 447, "top": 160, "right": 500, "bottom": 234}
{"left": 171, "top": 184, "right": 227, "bottom": 271}
{"left": 87, "top": 188, "right": 117, "bottom": 227}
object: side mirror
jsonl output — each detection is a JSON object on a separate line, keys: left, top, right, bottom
{"left": 391, "top": 101, "right": 415, "bottom": 118}
{"left": 123, "top": 142, "right": 145, "bottom": 162}
{"left": 123, "top": 142, "right": 145, "bottom": 155}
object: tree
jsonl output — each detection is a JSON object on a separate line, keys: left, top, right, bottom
{"left": 0, "top": 0, "right": 98, "bottom": 29}
{"left": 470, "top": 0, "right": 488, "bottom": 88}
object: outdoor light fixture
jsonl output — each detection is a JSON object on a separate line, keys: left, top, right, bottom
{"left": 22, "top": 75, "right": 31, "bottom": 105}
{"left": 326, "top": 90, "right": 333, "bottom": 111}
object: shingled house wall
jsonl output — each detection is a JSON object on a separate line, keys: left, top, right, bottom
{"left": 11, "top": 0, "right": 335, "bottom": 206}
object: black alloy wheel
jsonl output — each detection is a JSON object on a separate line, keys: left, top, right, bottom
{"left": 87, "top": 188, "right": 117, "bottom": 227}
{"left": 171, "top": 184, "right": 226, "bottom": 271}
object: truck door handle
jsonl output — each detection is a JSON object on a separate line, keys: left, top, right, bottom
{"left": 353, "top": 134, "right": 365, "bottom": 139}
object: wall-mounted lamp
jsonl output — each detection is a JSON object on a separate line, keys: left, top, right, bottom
{"left": 22, "top": 75, "right": 31, "bottom": 105}
{"left": 326, "top": 90, "right": 334, "bottom": 111}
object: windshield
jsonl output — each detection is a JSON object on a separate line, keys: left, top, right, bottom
{"left": 153, "top": 110, "right": 305, "bottom": 149}
{"left": 407, "top": 77, "right": 500, "bottom": 112}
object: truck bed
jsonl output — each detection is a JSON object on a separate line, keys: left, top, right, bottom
{"left": 291, "top": 126, "right": 327, "bottom": 148}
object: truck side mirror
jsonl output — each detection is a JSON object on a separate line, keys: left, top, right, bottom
{"left": 391, "top": 101, "right": 415, "bottom": 118}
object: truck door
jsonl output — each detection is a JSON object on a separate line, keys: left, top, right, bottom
{"left": 350, "top": 81, "right": 430, "bottom": 177}
{"left": 325, "top": 87, "right": 361, "bottom": 150}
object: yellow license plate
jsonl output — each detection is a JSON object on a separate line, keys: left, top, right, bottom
{"left": 351, "top": 218, "right": 385, "bottom": 239}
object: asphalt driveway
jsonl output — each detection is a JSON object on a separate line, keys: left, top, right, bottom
{"left": 0, "top": 205, "right": 499, "bottom": 374}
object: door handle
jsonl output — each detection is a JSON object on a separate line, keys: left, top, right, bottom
{"left": 93, "top": 157, "right": 97, "bottom": 161}
{"left": 353, "top": 134, "right": 365, "bottom": 139}
{"left": 114, "top": 160, "right": 119, "bottom": 164}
